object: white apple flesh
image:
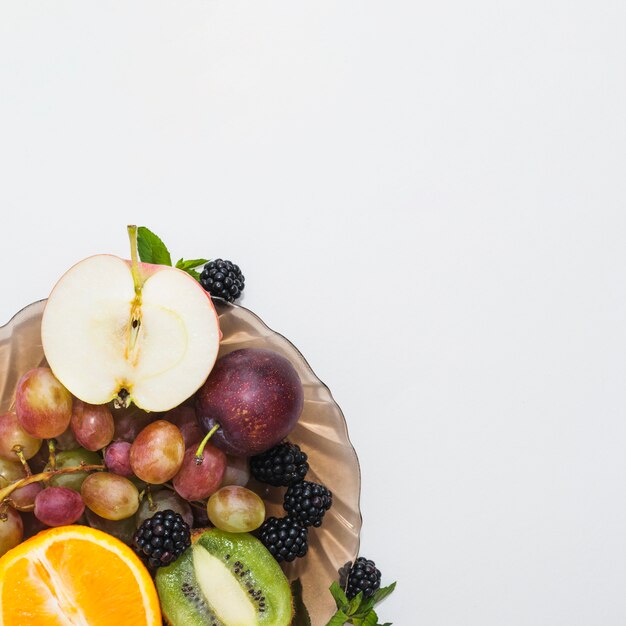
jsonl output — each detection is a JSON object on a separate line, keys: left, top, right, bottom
{"left": 42, "top": 253, "right": 220, "bottom": 412}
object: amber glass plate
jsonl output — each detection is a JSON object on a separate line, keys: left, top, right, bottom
{"left": 0, "top": 300, "right": 362, "bottom": 624}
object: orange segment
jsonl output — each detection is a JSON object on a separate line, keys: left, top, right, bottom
{"left": 0, "top": 525, "right": 161, "bottom": 626}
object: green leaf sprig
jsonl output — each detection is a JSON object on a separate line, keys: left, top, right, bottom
{"left": 326, "top": 580, "right": 396, "bottom": 626}
{"left": 136, "top": 226, "right": 207, "bottom": 280}
{"left": 290, "top": 579, "right": 312, "bottom": 626}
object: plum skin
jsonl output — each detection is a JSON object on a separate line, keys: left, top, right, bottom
{"left": 196, "top": 348, "right": 304, "bottom": 456}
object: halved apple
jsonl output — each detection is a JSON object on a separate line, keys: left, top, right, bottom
{"left": 41, "top": 231, "right": 220, "bottom": 412}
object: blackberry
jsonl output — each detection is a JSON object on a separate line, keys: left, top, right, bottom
{"left": 250, "top": 442, "right": 309, "bottom": 487}
{"left": 132, "top": 509, "right": 191, "bottom": 569}
{"left": 258, "top": 516, "right": 308, "bottom": 562}
{"left": 345, "top": 557, "right": 382, "bottom": 599}
{"left": 283, "top": 480, "right": 332, "bottom": 528}
{"left": 199, "top": 259, "right": 245, "bottom": 303}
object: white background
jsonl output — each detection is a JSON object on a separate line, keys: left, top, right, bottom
{"left": 1, "top": 1, "right": 626, "bottom": 624}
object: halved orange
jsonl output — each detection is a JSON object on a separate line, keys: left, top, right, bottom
{"left": 0, "top": 525, "right": 161, "bottom": 626}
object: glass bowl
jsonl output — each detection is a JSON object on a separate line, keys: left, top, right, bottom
{"left": 0, "top": 299, "right": 362, "bottom": 624}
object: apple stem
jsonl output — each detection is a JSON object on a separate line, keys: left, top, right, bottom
{"left": 195, "top": 423, "right": 220, "bottom": 464}
{"left": 0, "top": 463, "right": 105, "bottom": 505}
{"left": 113, "top": 388, "right": 132, "bottom": 409}
{"left": 127, "top": 225, "right": 143, "bottom": 295}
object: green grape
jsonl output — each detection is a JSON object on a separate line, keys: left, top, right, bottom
{"left": 48, "top": 449, "right": 102, "bottom": 492}
{"left": 207, "top": 486, "right": 265, "bottom": 533}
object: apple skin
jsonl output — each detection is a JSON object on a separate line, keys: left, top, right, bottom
{"left": 196, "top": 348, "right": 304, "bottom": 456}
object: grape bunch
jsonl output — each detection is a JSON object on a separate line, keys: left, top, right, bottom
{"left": 0, "top": 366, "right": 255, "bottom": 560}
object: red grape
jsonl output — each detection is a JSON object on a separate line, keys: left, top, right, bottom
{"left": 34, "top": 486, "right": 85, "bottom": 526}
{"left": 104, "top": 441, "right": 133, "bottom": 477}
{"left": 130, "top": 420, "right": 184, "bottom": 484}
{"left": 173, "top": 444, "right": 226, "bottom": 501}
{"left": 10, "top": 482, "right": 43, "bottom": 511}
{"left": 0, "top": 411, "right": 42, "bottom": 461}
{"left": 112, "top": 405, "right": 156, "bottom": 442}
{"left": 164, "top": 406, "right": 204, "bottom": 447}
{"left": 15, "top": 367, "right": 73, "bottom": 438}
{"left": 70, "top": 400, "right": 114, "bottom": 451}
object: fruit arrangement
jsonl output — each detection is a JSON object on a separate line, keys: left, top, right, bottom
{"left": 0, "top": 226, "right": 395, "bottom": 625}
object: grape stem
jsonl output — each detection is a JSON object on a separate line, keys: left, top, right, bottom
{"left": 195, "top": 423, "right": 220, "bottom": 464}
{"left": 47, "top": 440, "right": 56, "bottom": 471}
{"left": 0, "top": 463, "right": 105, "bottom": 505}
{"left": 12, "top": 446, "right": 32, "bottom": 476}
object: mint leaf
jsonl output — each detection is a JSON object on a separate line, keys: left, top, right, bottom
{"left": 371, "top": 582, "right": 396, "bottom": 605}
{"left": 175, "top": 258, "right": 208, "bottom": 271}
{"left": 355, "top": 595, "right": 376, "bottom": 615}
{"left": 175, "top": 258, "right": 208, "bottom": 281}
{"left": 137, "top": 227, "right": 172, "bottom": 266}
{"left": 326, "top": 610, "right": 349, "bottom": 626}
{"left": 327, "top": 573, "right": 396, "bottom": 626}
{"left": 290, "top": 579, "right": 312, "bottom": 626}
{"left": 352, "top": 610, "right": 378, "bottom": 626}
{"left": 346, "top": 591, "right": 363, "bottom": 616}
{"left": 329, "top": 581, "right": 348, "bottom": 609}
{"left": 363, "top": 610, "right": 378, "bottom": 626}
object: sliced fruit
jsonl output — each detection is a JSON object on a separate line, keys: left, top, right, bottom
{"left": 156, "top": 528, "right": 293, "bottom": 626}
{"left": 42, "top": 227, "right": 221, "bottom": 412}
{"left": 0, "top": 525, "right": 161, "bottom": 626}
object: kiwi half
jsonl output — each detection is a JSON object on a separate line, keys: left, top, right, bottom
{"left": 156, "top": 528, "right": 293, "bottom": 626}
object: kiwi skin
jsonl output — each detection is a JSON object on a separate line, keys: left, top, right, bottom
{"left": 157, "top": 528, "right": 294, "bottom": 626}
